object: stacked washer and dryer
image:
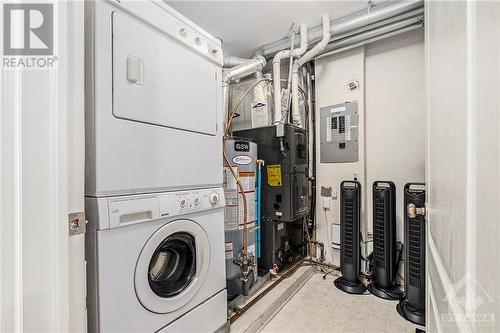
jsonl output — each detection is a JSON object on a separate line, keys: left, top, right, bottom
{"left": 85, "top": 1, "right": 228, "bottom": 332}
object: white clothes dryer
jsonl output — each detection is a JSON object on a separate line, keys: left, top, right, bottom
{"left": 85, "top": 0, "right": 224, "bottom": 197}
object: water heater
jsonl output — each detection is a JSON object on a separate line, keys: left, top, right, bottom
{"left": 223, "top": 137, "right": 258, "bottom": 298}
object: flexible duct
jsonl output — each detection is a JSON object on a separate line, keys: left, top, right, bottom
{"left": 272, "top": 24, "right": 308, "bottom": 124}
{"left": 223, "top": 55, "right": 252, "bottom": 67}
{"left": 222, "top": 56, "right": 266, "bottom": 124}
{"left": 255, "top": 0, "right": 423, "bottom": 59}
{"left": 291, "top": 15, "right": 330, "bottom": 127}
{"left": 222, "top": 56, "right": 266, "bottom": 84}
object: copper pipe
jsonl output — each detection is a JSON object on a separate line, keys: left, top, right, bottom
{"left": 223, "top": 78, "right": 270, "bottom": 261}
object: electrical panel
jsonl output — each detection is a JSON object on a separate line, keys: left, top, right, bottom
{"left": 319, "top": 102, "right": 359, "bottom": 163}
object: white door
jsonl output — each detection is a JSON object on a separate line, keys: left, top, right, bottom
{"left": 426, "top": 1, "right": 500, "bottom": 332}
{"left": 0, "top": 2, "right": 86, "bottom": 332}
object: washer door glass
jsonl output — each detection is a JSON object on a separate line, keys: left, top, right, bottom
{"left": 135, "top": 219, "right": 210, "bottom": 314}
{"left": 148, "top": 232, "right": 196, "bottom": 298}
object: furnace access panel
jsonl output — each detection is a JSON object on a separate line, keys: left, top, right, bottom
{"left": 320, "top": 102, "right": 359, "bottom": 163}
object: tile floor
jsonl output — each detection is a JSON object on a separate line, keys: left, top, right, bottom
{"left": 261, "top": 270, "right": 421, "bottom": 333}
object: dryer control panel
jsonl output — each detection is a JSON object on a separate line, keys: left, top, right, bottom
{"left": 99, "top": 188, "right": 225, "bottom": 230}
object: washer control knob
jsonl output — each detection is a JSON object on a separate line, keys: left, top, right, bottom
{"left": 209, "top": 193, "right": 219, "bottom": 206}
{"left": 193, "top": 197, "right": 201, "bottom": 206}
{"left": 179, "top": 198, "right": 187, "bottom": 208}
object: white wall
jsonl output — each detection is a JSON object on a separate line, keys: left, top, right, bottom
{"left": 314, "top": 29, "right": 425, "bottom": 272}
{"left": 0, "top": 2, "right": 86, "bottom": 332}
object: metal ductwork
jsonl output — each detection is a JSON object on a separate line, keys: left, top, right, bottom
{"left": 317, "top": 15, "right": 424, "bottom": 58}
{"left": 255, "top": 0, "right": 424, "bottom": 59}
{"left": 222, "top": 56, "right": 266, "bottom": 84}
{"left": 223, "top": 55, "right": 252, "bottom": 68}
{"left": 273, "top": 23, "right": 308, "bottom": 124}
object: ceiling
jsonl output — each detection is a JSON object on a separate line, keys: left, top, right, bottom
{"left": 167, "top": 1, "right": 373, "bottom": 57}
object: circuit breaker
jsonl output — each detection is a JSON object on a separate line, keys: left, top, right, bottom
{"left": 320, "top": 102, "right": 359, "bottom": 163}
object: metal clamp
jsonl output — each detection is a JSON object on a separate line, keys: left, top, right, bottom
{"left": 407, "top": 203, "right": 425, "bottom": 219}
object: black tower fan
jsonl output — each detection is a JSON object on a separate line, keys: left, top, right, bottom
{"left": 367, "top": 181, "right": 402, "bottom": 300}
{"left": 397, "top": 183, "right": 426, "bottom": 326}
{"left": 334, "top": 181, "right": 367, "bottom": 294}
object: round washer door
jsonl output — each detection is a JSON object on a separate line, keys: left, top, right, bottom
{"left": 135, "top": 219, "right": 210, "bottom": 313}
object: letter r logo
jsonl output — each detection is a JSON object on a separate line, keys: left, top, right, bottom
{"left": 3, "top": 4, "right": 53, "bottom": 55}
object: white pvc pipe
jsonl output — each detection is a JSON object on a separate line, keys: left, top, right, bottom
{"left": 291, "top": 15, "right": 330, "bottom": 127}
{"left": 272, "top": 24, "right": 308, "bottom": 124}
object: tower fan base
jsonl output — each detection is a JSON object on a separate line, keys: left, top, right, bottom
{"left": 396, "top": 298, "right": 425, "bottom": 326}
{"left": 334, "top": 276, "right": 367, "bottom": 295}
{"left": 367, "top": 282, "right": 403, "bottom": 301}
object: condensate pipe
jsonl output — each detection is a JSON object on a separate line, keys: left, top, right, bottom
{"left": 255, "top": 0, "right": 423, "bottom": 59}
{"left": 272, "top": 24, "right": 308, "bottom": 124}
{"left": 291, "top": 15, "right": 330, "bottom": 127}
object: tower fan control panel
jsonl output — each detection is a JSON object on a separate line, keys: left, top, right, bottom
{"left": 319, "top": 101, "right": 359, "bottom": 163}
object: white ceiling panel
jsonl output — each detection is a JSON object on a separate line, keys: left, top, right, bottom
{"left": 166, "top": 1, "right": 372, "bottom": 57}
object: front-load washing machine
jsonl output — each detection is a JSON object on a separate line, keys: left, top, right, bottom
{"left": 85, "top": 0, "right": 224, "bottom": 197}
{"left": 85, "top": 187, "right": 228, "bottom": 332}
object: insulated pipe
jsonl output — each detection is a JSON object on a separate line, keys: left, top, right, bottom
{"left": 317, "top": 15, "right": 424, "bottom": 58}
{"left": 223, "top": 55, "right": 252, "bottom": 67}
{"left": 222, "top": 56, "right": 267, "bottom": 124}
{"left": 255, "top": 0, "right": 423, "bottom": 59}
{"left": 222, "top": 56, "right": 266, "bottom": 84}
{"left": 272, "top": 24, "right": 308, "bottom": 124}
{"left": 291, "top": 15, "right": 330, "bottom": 127}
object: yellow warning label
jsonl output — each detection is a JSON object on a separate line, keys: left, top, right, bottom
{"left": 267, "top": 164, "right": 282, "bottom": 186}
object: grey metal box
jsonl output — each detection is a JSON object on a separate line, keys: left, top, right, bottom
{"left": 320, "top": 102, "right": 359, "bottom": 163}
